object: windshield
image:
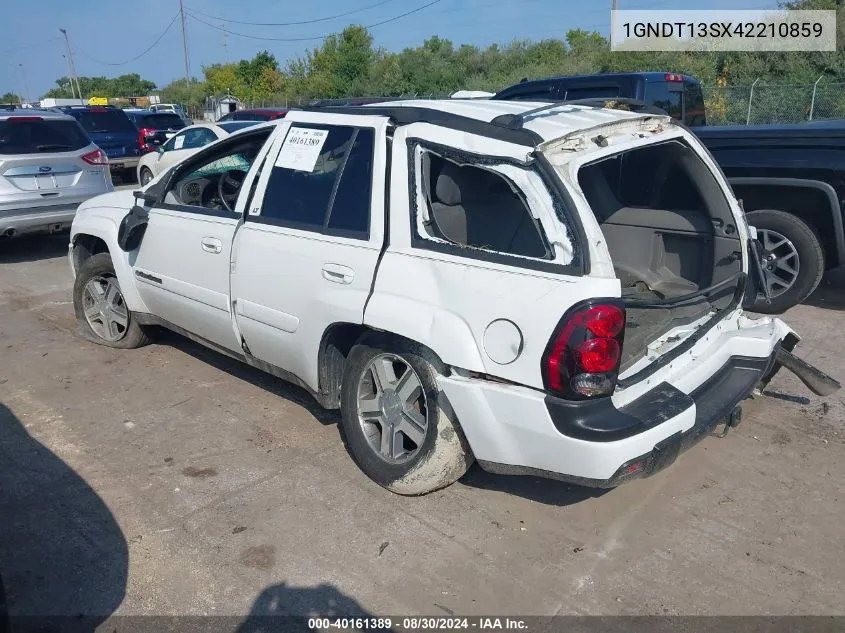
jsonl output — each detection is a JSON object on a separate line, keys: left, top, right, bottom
{"left": 137, "top": 113, "right": 186, "bottom": 129}
{"left": 69, "top": 109, "right": 136, "bottom": 134}
{"left": 218, "top": 121, "right": 261, "bottom": 134}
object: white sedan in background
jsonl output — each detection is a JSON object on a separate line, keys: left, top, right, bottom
{"left": 136, "top": 121, "right": 259, "bottom": 185}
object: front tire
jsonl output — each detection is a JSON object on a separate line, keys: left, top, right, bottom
{"left": 73, "top": 252, "right": 152, "bottom": 349}
{"left": 339, "top": 335, "right": 474, "bottom": 495}
{"left": 746, "top": 209, "right": 824, "bottom": 314}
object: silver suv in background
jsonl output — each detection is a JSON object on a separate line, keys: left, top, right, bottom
{"left": 0, "top": 107, "right": 113, "bottom": 239}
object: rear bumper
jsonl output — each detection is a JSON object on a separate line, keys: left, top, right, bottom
{"left": 438, "top": 312, "right": 794, "bottom": 486}
{"left": 0, "top": 203, "right": 84, "bottom": 237}
{"left": 108, "top": 157, "right": 140, "bottom": 170}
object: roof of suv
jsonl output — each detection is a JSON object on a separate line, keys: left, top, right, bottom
{"left": 350, "top": 99, "right": 660, "bottom": 146}
{"left": 0, "top": 108, "right": 76, "bottom": 121}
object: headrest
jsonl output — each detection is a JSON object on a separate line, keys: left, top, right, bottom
{"left": 434, "top": 162, "right": 463, "bottom": 206}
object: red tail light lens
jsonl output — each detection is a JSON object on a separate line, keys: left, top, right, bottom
{"left": 139, "top": 127, "right": 157, "bottom": 152}
{"left": 543, "top": 300, "right": 626, "bottom": 399}
{"left": 81, "top": 148, "right": 108, "bottom": 165}
{"left": 578, "top": 338, "right": 621, "bottom": 373}
{"left": 665, "top": 73, "right": 684, "bottom": 82}
{"left": 8, "top": 116, "right": 44, "bottom": 122}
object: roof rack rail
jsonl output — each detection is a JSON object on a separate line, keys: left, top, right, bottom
{"left": 490, "top": 98, "right": 668, "bottom": 130}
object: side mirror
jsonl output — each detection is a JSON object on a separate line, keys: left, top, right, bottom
{"left": 156, "top": 145, "right": 165, "bottom": 154}
{"left": 133, "top": 189, "right": 158, "bottom": 205}
{"left": 117, "top": 205, "right": 149, "bottom": 252}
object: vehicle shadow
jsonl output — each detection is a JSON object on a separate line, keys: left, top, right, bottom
{"left": 0, "top": 402, "right": 128, "bottom": 630}
{"left": 0, "top": 234, "right": 69, "bottom": 265}
{"left": 235, "top": 582, "right": 376, "bottom": 633}
{"left": 159, "top": 331, "right": 608, "bottom": 506}
{"left": 459, "top": 464, "right": 608, "bottom": 506}
{"left": 158, "top": 330, "right": 341, "bottom": 426}
{"left": 805, "top": 267, "right": 845, "bottom": 311}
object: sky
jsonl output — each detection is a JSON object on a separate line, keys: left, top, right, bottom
{"left": 2, "top": 0, "right": 780, "bottom": 101}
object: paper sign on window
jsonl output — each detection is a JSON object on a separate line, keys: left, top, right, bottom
{"left": 174, "top": 135, "right": 185, "bottom": 149}
{"left": 275, "top": 127, "right": 329, "bottom": 172}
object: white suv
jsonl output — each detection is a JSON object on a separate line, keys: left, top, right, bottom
{"left": 67, "top": 100, "right": 839, "bottom": 495}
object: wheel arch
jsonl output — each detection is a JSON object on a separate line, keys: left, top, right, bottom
{"left": 70, "top": 215, "right": 150, "bottom": 314}
{"left": 729, "top": 177, "right": 843, "bottom": 269}
{"left": 317, "top": 321, "right": 454, "bottom": 410}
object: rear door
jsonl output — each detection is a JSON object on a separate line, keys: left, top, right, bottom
{"left": 230, "top": 113, "right": 389, "bottom": 391}
{"left": 0, "top": 115, "right": 108, "bottom": 211}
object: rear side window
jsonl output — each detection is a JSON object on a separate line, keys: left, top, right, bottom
{"left": 563, "top": 85, "right": 621, "bottom": 100}
{"left": 644, "top": 82, "right": 682, "bottom": 119}
{"left": 70, "top": 109, "right": 136, "bottom": 134}
{"left": 417, "top": 152, "right": 550, "bottom": 259}
{"left": 258, "top": 124, "right": 374, "bottom": 238}
{"left": 0, "top": 118, "right": 90, "bottom": 154}
{"left": 139, "top": 114, "right": 185, "bottom": 129}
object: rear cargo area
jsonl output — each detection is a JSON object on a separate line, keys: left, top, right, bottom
{"left": 578, "top": 139, "right": 744, "bottom": 370}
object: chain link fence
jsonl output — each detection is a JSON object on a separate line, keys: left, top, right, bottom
{"left": 705, "top": 82, "right": 845, "bottom": 125}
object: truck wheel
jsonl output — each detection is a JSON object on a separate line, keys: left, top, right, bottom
{"left": 73, "top": 252, "right": 153, "bottom": 349}
{"left": 746, "top": 209, "right": 824, "bottom": 314}
{"left": 339, "top": 335, "right": 474, "bottom": 495}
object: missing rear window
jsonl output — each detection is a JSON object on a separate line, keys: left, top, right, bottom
{"left": 415, "top": 150, "right": 551, "bottom": 260}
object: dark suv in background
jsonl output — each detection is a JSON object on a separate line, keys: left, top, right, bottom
{"left": 492, "top": 72, "right": 707, "bottom": 127}
{"left": 123, "top": 110, "right": 187, "bottom": 153}
{"left": 56, "top": 105, "right": 142, "bottom": 183}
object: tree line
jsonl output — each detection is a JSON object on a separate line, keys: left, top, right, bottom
{"left": 24, "top": 0, "right": 844, "bottom": 114}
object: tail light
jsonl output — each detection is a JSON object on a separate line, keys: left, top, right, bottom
{"left": 81, "top": 148, "right": 108, "bottom": 165}
{"left": 139, "top": 127, "right": 157, "bottom": 152}
{"left": 8, "top": 116, "right": 44, "bottom": 122}
{"left": 542, "top": 300, "right": 626, "bottom": 399}
{"left": 665, "top": 73, "right": 685, "bottom": 82}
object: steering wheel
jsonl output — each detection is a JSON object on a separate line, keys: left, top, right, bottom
{"left": 217, "top": 169, "right": 248, "bottom": 212}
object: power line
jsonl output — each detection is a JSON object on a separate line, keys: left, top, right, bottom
{"left": 1, "top": 37, "right": 61, "bottom": 55}
{"left": 186, "top": 0, "right": 399, "bottom": 27}
{"left": 78, "top": 13, "right": 179, "bottom": 66}
{"left": 185, "top": 0, "right": 443, "bottom": 43}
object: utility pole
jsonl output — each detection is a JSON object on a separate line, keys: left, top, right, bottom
{"left": 61, "top": 55, "right": 77, "bottom": 99}
{"left": 222, "top": 22, "right": 228, "bottom": 61}
{"left": 611, "top": 0, "right": 619, "bottom": 48}
{"left": 18, "top": 64, "right": 31, "bottom": 104}
{"left": 179, "top": 0, "right": 191, "bottom": 87}
{"left": 59, "top": 28, "right": 84, "bottom": 104}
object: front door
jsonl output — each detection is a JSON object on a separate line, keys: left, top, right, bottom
{"left": 231, "top": 114, "right": 389, "bottom": 391}
{"left": 132, "top": 126, "right": 277, "bottom": 352}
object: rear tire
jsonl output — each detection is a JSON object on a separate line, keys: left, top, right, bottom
{"left": 73, "top": 252, "right": 153, "bottom": 349}
{"left": 746, "top": 209, "right": 824, "bottom": 314}
{"left": 339, "top": 334, "right": 473, "bottom": 495}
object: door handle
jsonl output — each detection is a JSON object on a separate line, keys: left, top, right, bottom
{"left": 321, "top": 263, "right": 354, "bottom": 285}
{"left": 200, "top": 237, "right": 223, "bottom": 254}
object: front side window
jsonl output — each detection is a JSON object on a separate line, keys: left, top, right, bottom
{"left": 257, "top": 124, "right": 374, "bottom": 238}
{"left": 162, "top": 129, "right": 272, "bottom": 212}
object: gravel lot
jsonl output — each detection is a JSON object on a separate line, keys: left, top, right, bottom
{"left": 1, "top": 220, "right": 844, "bottom": 621}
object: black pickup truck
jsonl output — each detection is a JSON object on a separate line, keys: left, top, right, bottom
{"left": 694, "top": 121, "right": 845, "bottom": 313}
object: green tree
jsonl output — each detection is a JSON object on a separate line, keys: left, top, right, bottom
{"left": 1, "top": 91, "right": 21, "bottom": 103}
